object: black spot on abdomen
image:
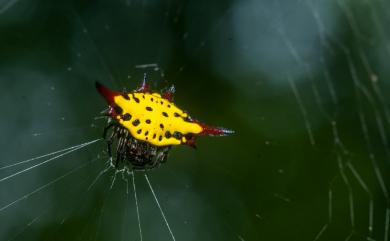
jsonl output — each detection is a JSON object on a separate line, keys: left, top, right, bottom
{"left": 123, "top": 113, "right": 132, "bottom": 121}
{"left": 114, "top": 105, "right": 123, "bottom": 114}
{"left": 146, "top": 106, "right": 153, "bottom": 111}
{"left": 133, "top": 96, "right": 140, "bottom": 103}
{"left": 162, "top": 112, "right": 168, "bottom": 117}
{"left": 173, "top": 131, "right": 182, "bottom": 140}
{"left": 132, "top": 119, "right": 140, "bottom": 126}
{"left": 122, "top": 94, "right": 130, "bottom": 100}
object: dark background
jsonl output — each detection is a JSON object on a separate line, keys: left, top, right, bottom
{"left": 1, "top": 0, "right": 390, "bottom": 240}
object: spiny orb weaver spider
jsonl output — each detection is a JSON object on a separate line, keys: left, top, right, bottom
{"left": 96, "top": 79, "right": 234, "bottom": 170}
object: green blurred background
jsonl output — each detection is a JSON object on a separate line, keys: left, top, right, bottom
{"left": 1, "top": 0, "right": 390, "bottom": 240}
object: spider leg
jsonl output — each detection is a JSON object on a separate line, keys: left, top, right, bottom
{"left": 103, "top": 123, "right": 115, "bottom": 139}
{"left": 106, "top": 125, "right": 117, "bottom": 166}
{"left": 115, "top": 134, "right": 126, "bottom": 168}
{"left": 107, "top": 139, "right": 113, "bottom": 164}
{"left": 114, "top": 138, "right": 121, "bottom": 168}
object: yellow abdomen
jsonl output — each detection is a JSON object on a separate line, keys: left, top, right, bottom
{"left": 114, "top": 92, "right": 202, "bottom": 146}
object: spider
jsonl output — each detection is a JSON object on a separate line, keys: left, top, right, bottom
{"left": 96, "top": 79, "right": 234, "bottom": 170}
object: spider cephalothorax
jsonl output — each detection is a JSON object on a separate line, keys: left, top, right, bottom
{"left": 96, "top": 80, "right": 234, "bottom": 170}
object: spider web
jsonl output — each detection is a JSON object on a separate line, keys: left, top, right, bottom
{"left": 0, "top": 0, "right": 390, "bottom": 240}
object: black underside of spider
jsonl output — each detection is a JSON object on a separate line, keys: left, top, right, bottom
{"left": 103, "top": 122, "right": 171, "bottom": 170}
